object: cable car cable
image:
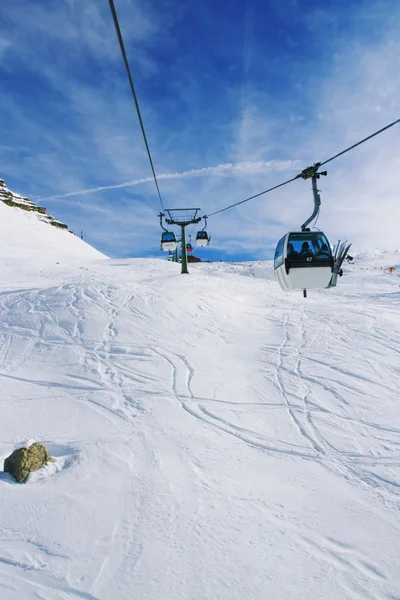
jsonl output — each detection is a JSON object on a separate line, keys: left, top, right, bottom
{"left": 319, "top": 117, "right": 400, "bottom": 168}
{"left": 206, "top": 176, "right": 298, "bottom": 218}
{"left": 108, "top": 0, "right": 164, "bottom": 211}
{"left": 205, "top": 117, "right": 400, "bottom": 219}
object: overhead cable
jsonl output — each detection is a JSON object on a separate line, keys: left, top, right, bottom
{"left": 206, "top": 118, "right": 400, "bottom": 219}
{"left": 108, "top": 0, "right": 164, "bottom": 210}
{"left": 319, "top": 117, "right": 400, "bottom": 167}
{"left": 206, "top": 176, "right": 298, "bottom": 218}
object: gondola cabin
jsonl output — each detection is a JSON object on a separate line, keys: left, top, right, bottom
{"left": 186, "top": 243, "right": 193, "bottom": 252}
{"left": 274, "top": 231, "right": 334, "bottom": 292}
{"left": 196, "top": 231, "right": 210, "bottom": 247}
{"left": 160, "top": 231, "right": 177, "bottom": 251}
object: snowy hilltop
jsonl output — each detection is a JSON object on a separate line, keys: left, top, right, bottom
{"left": 0, "top": 201, "right": 399, "bottom": 600}
{"left": 0, "top": 178, "right": 69, "bottom": 230}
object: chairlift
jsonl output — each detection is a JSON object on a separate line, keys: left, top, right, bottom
{"left": 196, "top": 217, "right": 211, "bottom": 247}
{"left": 159, "top": 212, "right": 177, "bottom": 251}
{"left": 196, "top": 230, "right": 210, "bottom": 247}
{"left": 274, "top": 168, "right": 351, "bottom": 297}
{"left": 186, "top": 234, "right": 193, "bottom": 253}
{"left": 161, "top": 231, "right": 177, "bottom": 251}
{"left": 274, "top": 231, "right": 334, "bottom": 293}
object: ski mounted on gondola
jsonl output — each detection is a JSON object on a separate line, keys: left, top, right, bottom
{"left": 328, "top": 241, "right": 352, "bottom": 288}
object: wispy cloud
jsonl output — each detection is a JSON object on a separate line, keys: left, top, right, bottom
{"left": 38, "top": 160, "right": 302, "bottom": 202}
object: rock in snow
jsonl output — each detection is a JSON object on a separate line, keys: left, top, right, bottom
{"left": 4, "top": 443, "right": 56, "bottom": 483}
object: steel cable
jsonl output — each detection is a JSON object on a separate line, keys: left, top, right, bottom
{"left": 108, "top": 0, "right": 164, "bottom": 210}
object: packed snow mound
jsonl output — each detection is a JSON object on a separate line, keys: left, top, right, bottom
{"left": 0, "top": 200, "right": 106, "bottom": 264}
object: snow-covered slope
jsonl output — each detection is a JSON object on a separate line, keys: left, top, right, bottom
{"left": 0, "top": 201, "right": 105, "bottom": 262}
{"left": 0, "top": 200, "right": 106, "bottom": 290}
{"left": 0, "top": 205, "right": 399, "bottom": 599}
{"left": 0, "top": 178, "right": 69, "bottom": 230}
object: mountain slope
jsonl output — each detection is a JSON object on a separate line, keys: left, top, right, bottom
{"left": 0, "top": 178, "right": 69, "bottom": 230}
{"left": 0, "top": 198, "right": 106, "bottom": 291}
{"left": 0, "top": 200, "right": 105, "bottom": 262}
{"left": 0, "top": 205, "right": 399, "bottom": 599}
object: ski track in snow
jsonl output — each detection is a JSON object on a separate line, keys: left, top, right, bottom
{"left": 0, "top": 245, "right": 399, "bottom": 599}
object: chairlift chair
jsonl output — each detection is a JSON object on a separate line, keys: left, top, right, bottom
{"left": 274, "top": 231, "right": 334, "bottom": 292}
{"left": 186, "top": 233, "right": 193, "bottom": 253}
{"left": 196, "top": 217, "right": 210, "bottom": 247}
{"left": 274, "top": 167, "right": 350, "bottom": 297}
{"left": 196, "top": 230, "right": 210, "bottom": 247}
{"left": 160, "top": 231, "right": 177, "bottom": 251}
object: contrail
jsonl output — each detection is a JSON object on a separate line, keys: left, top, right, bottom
{"left": 38, "top": 160, "right": 302, "bottom": 202}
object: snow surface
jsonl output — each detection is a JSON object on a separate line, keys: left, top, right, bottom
{"left": 0, "top": 201, "right": 399, "bottom": 599}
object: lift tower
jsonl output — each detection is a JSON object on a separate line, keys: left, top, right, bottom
{"left": 164, "top": 209, "right": 201, "bottom": 274}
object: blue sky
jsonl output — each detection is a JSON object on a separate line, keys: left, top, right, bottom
{"left": 1, "top": 0, "right": 399, "bottom": 260}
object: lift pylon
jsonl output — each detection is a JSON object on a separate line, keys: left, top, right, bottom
{"left": 164, "top": 209, "right": 202, "bottom": 274}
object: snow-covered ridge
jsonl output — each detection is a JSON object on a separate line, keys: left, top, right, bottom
{"left": 0, "top": 178, "right": 68, "bottom": 229}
